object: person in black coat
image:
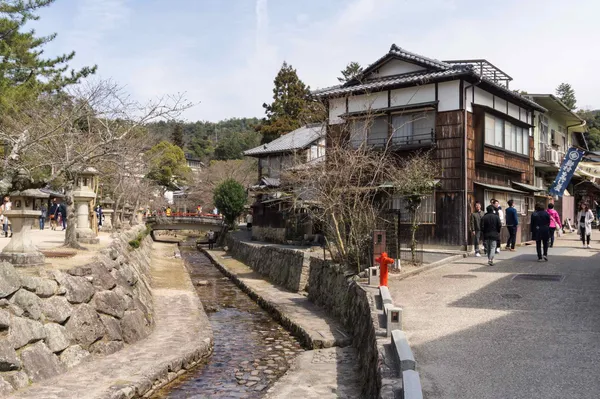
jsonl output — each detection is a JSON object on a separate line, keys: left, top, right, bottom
{"left": 481, "top": 205, "right": 501, "bottom": 266}
{"left": 531, "top": 203, "right": 551, "bottom": 261}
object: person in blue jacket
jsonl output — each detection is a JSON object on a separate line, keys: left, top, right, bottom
{"left": 505, "top": 199, "right": 519, "bottom": 251}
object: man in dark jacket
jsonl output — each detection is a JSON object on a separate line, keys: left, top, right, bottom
{"left": 505, "top": 199, "right": 519, "bottom": 251}
{"left": 470, "top": 201, "right": 484, "bottom": 257}
{"left": 531, "top": 203, "right": 551, "bottom": 262}
{"left": 481, "top": 205, "right": 501, "bottom": 266}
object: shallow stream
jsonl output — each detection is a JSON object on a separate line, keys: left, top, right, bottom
{"left": 153, "top": 239, "right": 303, "bottom": 398}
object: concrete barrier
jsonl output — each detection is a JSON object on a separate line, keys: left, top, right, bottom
{"left": 385, "top": 305, "right": 403, "bottom": 336}
{"left": 391, "top": 330, "right": 415, "bottom": 373}
{"left": 380, "top": 286, "right": 393, "bottom": 305}
{"left": 402, "top": 370, "right": 423, "bottom": 399}
{"left": 367, "top": 266, "right": 380, "bottom": 286}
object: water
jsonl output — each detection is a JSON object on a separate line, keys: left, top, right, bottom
{"left": 153, "top": 240, "right": 304, "bottom": 398}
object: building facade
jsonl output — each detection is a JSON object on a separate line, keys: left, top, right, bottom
{"left": 244, "top": 124, "right": 325, "bottom": 243}
{"left": 314, "top": 45, "right": 547, "bottom": 249}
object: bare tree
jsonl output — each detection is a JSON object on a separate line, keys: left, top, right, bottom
{"left": 0, "top": 79, "right": 191, "bottom": 248}
{"left": 285, "top": 111, "right": 440, "bottom": 272}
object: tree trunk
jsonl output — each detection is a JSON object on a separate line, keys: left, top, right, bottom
{"left": 114, "top": 195, "right": 123, "bottom": 229}
{"left": 63, "top": 182, "right": 85, "bottom": 250}
{"left": 130, "top": 198, "right": 140, "bottom": 226}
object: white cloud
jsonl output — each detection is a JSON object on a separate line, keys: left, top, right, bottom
{"left": 47, "top": 0, "right": 600, "bottom": 121}
{"left": 67, "top": 0, "right": 131, "bottom": 51}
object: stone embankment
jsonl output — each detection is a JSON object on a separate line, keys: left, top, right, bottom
{"left": 5, "top": 235, "right": 213, "bottom": 399}
{"left": 0, "top": 226, "right": 155, "bottom": 396}
{"left": 225, "top": 235, "right": 309, "bottom": 292}
{"left": 216, "top": 234, "right": 398, "bottom": 398}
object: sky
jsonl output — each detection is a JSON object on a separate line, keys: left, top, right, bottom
{"left": 32, "top": 0, "right": 600, "bottom": 122}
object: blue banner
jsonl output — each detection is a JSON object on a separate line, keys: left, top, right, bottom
{"left": 549, "top": 147, "right": 586, "bottom": 197}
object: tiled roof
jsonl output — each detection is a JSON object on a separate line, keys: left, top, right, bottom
{"left": 244, "top": 123, "right": 325, "bottom": 156}
{"left": 313, "top": 44, "right": 545, "bottom": 111}
{"left": 387, "top": 44, "right": 452, "bottom": 70}
{"left": 313, "top": 68, "right": 469, "bottom": 97}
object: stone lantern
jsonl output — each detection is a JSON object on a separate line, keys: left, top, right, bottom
{"left": 123, "top": 202, "right": 133, "bottom": 223}
{"left": 0, "top": 189, "right": 49, "bottom": 266}
{"left": 101, "top": 196, "right": 115, "bottom": 232}
{"left": 73, "top": 167, "right": 99, "bottom": 244}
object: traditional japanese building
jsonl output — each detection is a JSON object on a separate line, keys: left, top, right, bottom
{"left": 314, "top": 44, "right": 547, "bottom": 249}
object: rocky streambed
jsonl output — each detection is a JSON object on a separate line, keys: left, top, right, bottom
{"left": 153, "top": 240, "right": 304, "bottom": 398}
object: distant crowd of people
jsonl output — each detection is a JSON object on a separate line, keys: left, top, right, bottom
{"left": 471, "top": 199, "right": 596, "bottom": 266}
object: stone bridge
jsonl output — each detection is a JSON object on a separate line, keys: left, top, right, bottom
{"left": 145, "top": 215, "right": 224, "bottom": 235}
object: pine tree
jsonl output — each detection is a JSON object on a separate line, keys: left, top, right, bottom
{"left": 337, "top": 61, "right": 363, "bottom": 83}
{"left": 0, "top": 0, "right": 96, "bottom": 111}
{"left": 172, "top": 123, "right": 185, "bottom": 148}
{"left": 555, "top": 83, "right": 577, "bottom": 110}
{"left": 256, "top": 62, "right": 325, "bottom": 144}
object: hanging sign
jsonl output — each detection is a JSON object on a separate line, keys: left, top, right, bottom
{"left": 549, "top": 147, "right": 586, "bottom": 197}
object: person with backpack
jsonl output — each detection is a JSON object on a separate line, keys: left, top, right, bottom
{"left": 531, "top": 203, "right": 551, "bottom": 262}
{"left": 481, "top": 205, "right": 501, "bottom": 266}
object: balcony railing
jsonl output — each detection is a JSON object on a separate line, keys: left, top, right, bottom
{"left": 350, "top": 130, "right": 435, "bottom": 150}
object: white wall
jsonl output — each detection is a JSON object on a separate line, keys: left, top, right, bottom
{"left": 474, "top": 87, "right": 494, "bottom": 108}
{"left": 438, "top": 81, "right": 460, "bottom": 111}
{"left": 494, "top": 97, "right": 507, "bottom": 113}
{"left": 507, "top": 102, "right": 520, "bottom": 119}
{"left": 390, "top": 84, "right": 435, "bottom": 107}
{"left": 347, "top": 92, "right": 388, "bottom": 113}
{"left": 329, "top": 97, "right": 346, "bottom": 125}
{"left": 473, "top": 86, "right": 532, "bottom": 124}
{"left": 464, "top": 82, "right": 474, "bottom": 112}
{"left": 370, "top": 59, "right": 425, "bottom": 78}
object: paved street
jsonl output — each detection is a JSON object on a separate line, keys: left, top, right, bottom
{"left": 388, "top": 233, "right": 600, "bottom": 399}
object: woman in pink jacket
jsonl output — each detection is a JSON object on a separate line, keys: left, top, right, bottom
{"left": 547, "top": 203, "right": 562, "bottom": 248}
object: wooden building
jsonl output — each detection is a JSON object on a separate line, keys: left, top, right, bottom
{"left": 244, "top": 124, "right": 325, "bottom": 243}
{"left": 314, "top": 45, "right": 547, "bottom": 249}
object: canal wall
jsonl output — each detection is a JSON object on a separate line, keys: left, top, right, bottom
{"left": 307, "top": 258, "right": 381, "bottom": 398}
{"left": 225, "top": 235, "right": 309, "bottom": 292}
{"left": 0, "top": 226, "right": 155, "bottom": 395}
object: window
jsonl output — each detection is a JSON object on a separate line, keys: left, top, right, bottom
{"left": 349, "top": 119, "right": 367, "bottom": 148}
{"left": 539, "top": 115, "right": 549, "bottom": 144}
{"left": 390, "top": 193, "right": 436, "bottom": 224}
{"left": 484, "top": 113, "right": 528, "bottom": 155}
{"left": 391, "top": 112, "right": 435, "bottom": 146}
{"left": 483, "top": 191, "right": 526, "bottom": 215}
{"left": 367, "top": 116, "right": 389, "bottom": 147}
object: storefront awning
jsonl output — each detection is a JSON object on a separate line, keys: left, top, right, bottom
{"left": 511, "top": 181, "right": 544, "bottom": 193}
{"left": 474, "top": 182, "right": 527, "bottom": 194}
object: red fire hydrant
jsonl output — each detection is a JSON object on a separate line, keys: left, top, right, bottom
{"left": 375, "top": 252, "right": 394, "bottom": 287}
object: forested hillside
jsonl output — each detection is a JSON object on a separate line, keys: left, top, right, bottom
{"left": 147, "top": 118, "right": 261, "bottom": 161}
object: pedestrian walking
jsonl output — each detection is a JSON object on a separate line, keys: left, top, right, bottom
{"left": 577, "top": 203, "right": 594, "bottom": 248}
{"left": 39, "top": 203, "right": 47, "bottom": 230}
{"left": 531, "top": 203, "right": 550, "bottom": 262}
{"left": 58, "top": 201, "right": 67, "bottom": 230}
{"left": 547, "top": 203, "right": 562, "bottom": 248}
{"left": 246, "top": 212, "right": 253, "bottom": 231}
{"left": 470, "top": 201, "right": 484, "bottom": 257}
{"left": 49, "top": 198, "right": 60, "bottom": 230}
{"left": 505, "top": 200, "right": 518, "bottom": 251}
{"left": 1, "top": 196, "right": 12, "bottom": 238}
{"left": 207, "top": 229, "right": 215, "bottom": 249}
{"left": 481, "top": 205, "right": 501, "bottom": 266}
{"left": 96, "top": 205, "right": 103, "bottom": 230}
{"left": 490, "top": 199, "right": 504, "bottom": 253}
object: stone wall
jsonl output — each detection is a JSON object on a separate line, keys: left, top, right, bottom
{"left": 225, "top": 235, "right": 309, "bottom": 292}
{"left": 251, "top": 226, "right": 286, "bottom": 244}
{"left": 308, "top": 258, "right": 381, "bottom": 398}
{"left": 0, "top": 226, "right": 154, "bottom": 395}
